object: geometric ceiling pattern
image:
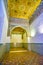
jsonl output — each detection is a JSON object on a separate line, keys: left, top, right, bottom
{"left": 8, "top": 0, "right": 41, "bottom": 19}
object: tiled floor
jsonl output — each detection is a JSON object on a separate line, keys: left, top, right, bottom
{"left": 1, "top": 48, "right": 43, "bottom": 65}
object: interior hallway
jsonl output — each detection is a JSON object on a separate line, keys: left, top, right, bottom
{"left": 0, "top": 0, "right": 43, "bottom": 65}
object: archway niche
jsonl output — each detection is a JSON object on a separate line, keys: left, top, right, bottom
{"left": 10, "top": 26, "right": 28, "bottom": 49}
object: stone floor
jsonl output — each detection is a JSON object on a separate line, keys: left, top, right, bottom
{"left": 1, "top": 48, "right": 43, "bottom": 65}
{"left": 10, "top": 47, "right": 27, "bottom": 51}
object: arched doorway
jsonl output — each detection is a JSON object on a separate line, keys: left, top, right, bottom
{"left": 10, "top": 27, "right": 28, "bottom": 49}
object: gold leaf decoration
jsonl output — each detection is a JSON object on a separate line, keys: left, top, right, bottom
{"left": 8, "top": 0, "right": 41, "bottom": 19}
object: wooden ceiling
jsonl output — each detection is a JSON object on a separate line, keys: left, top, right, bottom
{"left": 8, "top": 0, "right": 41, "bottom": 19}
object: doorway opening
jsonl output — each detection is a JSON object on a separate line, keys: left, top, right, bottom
{"left": 10, "top": 27, "right": 28, "bottom": 51}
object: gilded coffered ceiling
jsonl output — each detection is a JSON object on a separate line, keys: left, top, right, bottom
{"left": 8, "top": 0, "right": 41, "bottom": 19}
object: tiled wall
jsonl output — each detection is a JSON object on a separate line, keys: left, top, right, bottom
{"left": 0, "top": 43, "right": 10, "bottom": 59}
{"left": 31, "top": 43, "right": 43, "bottom": 55}
{"left": 0, "top": 44, "right": 6, "bottom": 59}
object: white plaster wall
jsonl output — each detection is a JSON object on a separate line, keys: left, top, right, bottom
{"left": 0, "top": 0, "right": 8, "bottom": 43}
{"left": 30, "top": 13, "right": 43, "bottom": 43}
{"left": 6, "top": 37, "right": 10, "bottom": 43}
{"left": 30, "top": 13, "right": 43, "bottom": 55}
